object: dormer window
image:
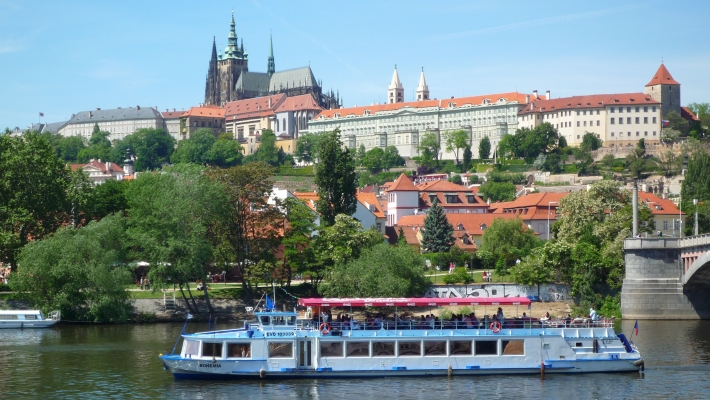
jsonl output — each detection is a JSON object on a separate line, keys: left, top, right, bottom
{"left": 655, "top": 205, "right": 662, "bottom": 210}
{"left": 334, "top": 113, "right": 340, "bottom": 118}
{"left": 480, "top": 224, "right": 487, "bottom": 231}
{"left": 467, "top": 195, "right": 475, "bottom": 203}
{"left": 462, "top": 236, "right": 471, "bottom": 245}
{"left": 457, "top": 223, "right": 464, "bottom": 230}
{"left": 364, "top": 110, "right": 371, "bottom": 115}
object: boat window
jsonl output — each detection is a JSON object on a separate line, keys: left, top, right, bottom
{"left": 184, "top": 340, "right": 200, "bottom": 357}
{"left": 398, "top": 341, "right": 422, "bottom": 357}
{"left": 475, "top": 340, "right": 498, "bottom": 356}
{"left": 0, "top": 315, "right": 18, "bottom": 320}
{"left": 450, "top": 341, "right": 472, "bottom": 355}
{"left": 287, "top": 316, "right": 296, "bottom": 325}
{"left": 260, "top": 316, "right": 271, "bottom": 325}
{"left": 202, "top": 342, "right": 223, "bottom": 358}
{"left": 347, "top": 342, "right": 370, "bottom": 357}
{"left": 227, "top": 343, "right": 251, "bottom": 358}
{"left": 373, "top": 342, "right": 395, "bottom": 357}
{"left": 24, "top": 315, "right": 37, "bottom": 320}
{"left": 424, "top": 341, "right": 447, "bottom": 356}
{"left": 320, "top": 342, "right": 343, "bottom": 357}
{"left": 268, "top": 342, "right": 293, "bottom": 358}
{"left": 502, "top": 340, "right": 524, "bottom": 355}
{"left": 272, "top": 316, "right": 286, "bottom": 325}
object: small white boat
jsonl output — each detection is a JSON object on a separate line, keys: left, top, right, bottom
{"left": 160, "top": 297, "right": 644, "bottom": 380}
{"left": 0, "top": 310, "right": 60, "bottom": 328}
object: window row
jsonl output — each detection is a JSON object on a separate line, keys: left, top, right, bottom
{"left": 320, "top": 339, "right": 524, "bottom": 358}
{"left": 610, "top": 117, "right": 657, "bottom": 125}
{"left": 609, "top": 106, "right": 657, "bottom": 113}
{"left": 609, "top": 131, "right": 657, "bottom": 137}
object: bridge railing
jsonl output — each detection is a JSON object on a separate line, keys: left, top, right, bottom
{"left": 680, "top": 234, "right": 710, "bottom": 248}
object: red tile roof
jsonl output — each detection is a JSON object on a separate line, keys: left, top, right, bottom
{"left": 388, "top": 174, "right": 418, "bottom": 191}
{"left": 397, "top": 213, "right": 523, "bottom": 236}
{"left": 161, "top": 111, "right": 185, "bottom": 119}
{"left": 638, "top": 191, "right": 684, "bottom": 215}
{"left": 681, "top": 107, "right": 700, "bottom": 122}
{"left": 70, "top": 159, "right": 124, "bottom": 174}
{"left": 274, "top": 94, "right": 322, "bottom": 113}
{"left": 224, "top": 94, "right": 286, "bottom": 119}
{"left": 356, "top": 192, "right": 386, "bottom": 218}
{"left": 314, "top": 92, "right": 531, "bottom": 120}
{"left": 182, "top": 105, "right": 225, "bottom": 118}
{"left": 518, "top": 93, "right": 659, "bottom": 115}
{"left": 646, "top": 63, "right": 680, "bottom": 86}
{"left": 490, "top": 192, "right": 568, "bottom": 220}
{"left": 292, "top": 192, "right": 319, "bottom": 212}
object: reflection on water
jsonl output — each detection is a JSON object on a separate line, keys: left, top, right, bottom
{"left": 0, "top": 320, "right": 707, "bottom": 398}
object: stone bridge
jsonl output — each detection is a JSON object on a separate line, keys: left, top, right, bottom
{"left": 622, "top": 234, "right": 710, "bottom": 319}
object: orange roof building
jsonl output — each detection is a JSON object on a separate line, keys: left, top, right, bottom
{"left": 290, "top": 191, "right": 387, "bottom": 234}
{"left": 179, "top": 105, "right": 226, "bottom": 140}
{"left": 644, "top": 63, "right": 682, "bottom": 119}
{"left": 491, "top": 192, "right": 569, "bottom": 240}
{"left": 304, "top": 76, "right": 533, "bottom": 160}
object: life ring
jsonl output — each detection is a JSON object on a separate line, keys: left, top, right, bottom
{"left": 490, "top": 321, "right": 501, "bottom": 333}
{"left": 320, "top": 323, "right": 330, "bottom": 335}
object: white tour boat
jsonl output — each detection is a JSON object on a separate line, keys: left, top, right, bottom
{"left": 160, "top": 297, "right": 644, "bottom": 379}
{"left": 0, "top": 310, "right": 60, "bottom": 329}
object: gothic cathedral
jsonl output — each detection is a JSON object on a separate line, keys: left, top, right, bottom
{"left": 204, "top": 12, "right": 341, "bottom": 109}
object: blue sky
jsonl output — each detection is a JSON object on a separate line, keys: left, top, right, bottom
{"left": 2, "top": 0, "right": 709, "bottom": 130}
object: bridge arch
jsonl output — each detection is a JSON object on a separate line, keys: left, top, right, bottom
{"left": 683, "top": 251, "right": 710, "bottom": 286}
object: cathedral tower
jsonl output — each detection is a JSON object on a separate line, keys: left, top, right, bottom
{"left": 416, "top": 68, "right": 429, "bottom": 101}
{"left": 267, "top": 34, "right": 275, "bottom": 77}
{"left": 204, "top": 37, "right": 220, "bottom": 106}
{"left": 205, "top": 11, "right": 249, "bottom": 106}
{"left": 645, "top": 63, "right": 680, "bottom": 117}
{"left": 388, "top": 66, "right": 404, "bottom": 104}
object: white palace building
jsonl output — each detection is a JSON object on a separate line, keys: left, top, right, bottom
{"left": 303, "top": 67, "right": 532, "bottom": 159}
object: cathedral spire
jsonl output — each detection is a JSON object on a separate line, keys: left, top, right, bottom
{"left": 388, "top": 65, "right": 404, "bottom": 104}
{"left": 267, "top": 34, "right": 275, "bottom": 77}
{"left": 204, "top": 37, "right": 220, "bottom": 106}
{"left": 416, "top": 67, "right": 429, "bottom": 101}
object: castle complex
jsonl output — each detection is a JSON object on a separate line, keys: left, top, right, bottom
{"left": 203, "top": 12, "right": 340, "bottom": 110}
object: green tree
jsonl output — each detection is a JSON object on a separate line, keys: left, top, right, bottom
{"left": 497, "top": 134, "right": 519, "bottom": 159}
{"left": 209, "top": 162, "right": 282, "bottom": 292}
{"left": 56, "top": 136, "right": 86, "bottom": 162}
{"left": 171, "top": 128, "right": 216, "bottom": 164}
{"left": 295, "top": 132, "right": 323, "bottom": 164}
{"left": 321, "top": 242, "right": 430, "bottom": 298}
{"left": 479, "top": 136, "right": 491, "bottom": 160}
{"left": 383, "top": 145, "right": 405, "bottom": 170}
{"left": 557, "top": 136, "right": 568, "bottom": 149}
{"left": 481, "top": 217, "right": 541, "bottom": 268}
{"left": 420, "top": 199, "right": 454, "bottom": 253}
{"left": 355, "top": 144, "right": 366, "bottom": 167}
{"left": 127, "top": 128, "right": 175, "bottom": 171}
{"left": 478, "top": 180, "right": 516, "bottom": 202}
{"left": 658, "top": 149, "right": 682, "bottom": 177}
{"left": 314, "top": 130, "right": 357, "bottom": 226}
{"left": 280, "top": 197, "right": 317, "bottom": 287}
{"left": 67, "top": 169, "right": 94, "bottom": 229}
{"left": 88, "top": 178, "right": 129, "bottom": 220}
{"left": 687, "top": 102, "right": 710, "bottom": 119}
{"left": 443, "top": 267, "right": 474, "bottom": 284}
{"left": 362, "top": 147, "right": 385, "bottom": 173}
{"left": 580, "top": 132, "right": 603, "bottom": 151}
{"left": 661, "top": 128, "right": 681, "bottom": 144}
{"left": 445, "top": 129, "right": 469, "bottom": 164}
{"left": 78, "top": 128, "right": 112, "bottom": 163}
{"left": 126, "top": 163, "right": 227, "bottom": 314}
{"left": 12, "top": 213, "right": 133, "bottom": 322}
{"left": 572, "top": 146, "right": 595, "bottom": 175}
{"left": 0, "top": 133, "right": 70, "bottom": 271}
{"left": 448, "top": 174, "right": 463, "bottom": 185}
{"left": 462, "top": 146, "right": 472, "bottom": 170}
{"left": 602, "top": 154, "right": 616, "bottom": 168}
{"left": 417, "top": 131, "right": 441, "bottom": 166}
{"left": 254, "top": 129, "right": 279, "bottom": 166}
{"left": 682, "top": 150, "right": 710, "bottom": 203}
{"left": 666, "top": 110, "right": 689, "bottom": 135}
{"left": 205, "top": 135, "right": 243, "bottom": 167}
{"left": 625, "top": 146, "right": 646, "bottom": 179}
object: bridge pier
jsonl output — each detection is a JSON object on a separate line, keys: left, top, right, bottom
{"left": 621, "top": 238, "right": 705, "bottom": 319}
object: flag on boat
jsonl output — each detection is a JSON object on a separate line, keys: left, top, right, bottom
{"left": 186, "top": 313, "right": 194, "bottom": 320}
{"left": 634, "top": 320, "right": 639, "bottom": 336}
{"left": 265, "top": 294, "right": 274, "bottom": 311}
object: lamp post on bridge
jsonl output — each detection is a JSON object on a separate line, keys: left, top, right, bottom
{"left": 694, "top": 199, "right": 699, "bottom": 236}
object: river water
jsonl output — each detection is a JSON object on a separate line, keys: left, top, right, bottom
{"left": 0, "top": 320, "right": 708, "bottom": 399}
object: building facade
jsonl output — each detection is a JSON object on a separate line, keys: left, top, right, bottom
{"left": 161, "top": 110, "right": 186, "bottom": 142}
{"left": 178, "top": 105, "right": 225, "bottom": 140}
{"left": 58, "top": 106, "right": 164, "bottom": 142}
{"left": 517, "top": 93, "right": 662, "bottom": 147}
{"left": 306, "top": 73, "right": 530, "bottom": 159}
{"left": 204, "top": 13, "right": 340, "bottom": 110}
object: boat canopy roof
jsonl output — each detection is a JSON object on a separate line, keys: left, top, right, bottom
{"left": 298, "top": 297, "right": 531, "bottom": 307}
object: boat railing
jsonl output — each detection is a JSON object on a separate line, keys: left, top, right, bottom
{"left": 301, "top": 317, "right": 613, "bottom": 332}
{"left": 48, "top": 311, "right": 61, "bottom": 321}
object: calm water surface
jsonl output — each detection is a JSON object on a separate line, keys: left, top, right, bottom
{"left": 0, "top": 320, "right": 708, "bottom": 399}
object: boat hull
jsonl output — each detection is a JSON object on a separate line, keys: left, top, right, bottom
{"left": 0, "top": 320, "right": 58, "bottom": 329}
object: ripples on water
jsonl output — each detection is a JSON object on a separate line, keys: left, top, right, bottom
{"left": 0, "top": 320, "right": 708, "bottom": 399}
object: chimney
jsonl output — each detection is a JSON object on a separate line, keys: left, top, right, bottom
{"left": 525, "top": 95, "right": 530, "bottom": 103}
{"left": 545, "top": 90, "right": 550, "bottom": 100}
{"left": 88, "top": 111, "right": 92, "bottom": 118}
{"left": 268, "top": 97, "right": 272, "bottom": 108}
{"left": 136, "top": 105, "right": 140, "bottom": 110}
{"left": 533, "top": 90, "right": 538, "bottom": 98}
{"left": 96, "top": 107, "right": 101, "bottom": 110}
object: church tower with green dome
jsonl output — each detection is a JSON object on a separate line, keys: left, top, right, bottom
{"left": 267, "top": 35, "right": 275, "bottom": 77}
{"left": 205, "top": 11, "right": 249, "bottom": 106}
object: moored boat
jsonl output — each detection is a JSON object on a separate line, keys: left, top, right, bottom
{"left": 0, "top": 310, "right": 60, "bottom": 328}
{"left": 159, "top": 297, "right": 644, "bottom": 379}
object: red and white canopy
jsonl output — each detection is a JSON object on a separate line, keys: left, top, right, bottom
{"left": 298, "top": 297, "right": 531, "bottom": 308}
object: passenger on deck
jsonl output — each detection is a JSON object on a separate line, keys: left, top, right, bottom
{"left": 496, "top": 307, "right": 505, "bottom": 327}
{"left": 470, "top": 313, "right": 478, "bottom": 327}
{"left": 590, "top": 308, "right": 599, "bottom": 321}
{"left": 565, "top": 313, "right": 572, "bottom": 327}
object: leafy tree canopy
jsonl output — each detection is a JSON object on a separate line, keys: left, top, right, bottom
{"left": 421, "top": 200, "right": 454, "bottom": 253}
{"left": 479, "top": 136, "right": 491, "bottom": 160}
{"left": 314, "top": 130, "right": 357, "bottom": 226}
{"left": 481, "top": 217, "right": 541, "bottom": 267}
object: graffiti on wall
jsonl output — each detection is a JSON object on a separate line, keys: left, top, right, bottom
{"left": 425, "top": 284, "right": 570, "bottom": 302}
